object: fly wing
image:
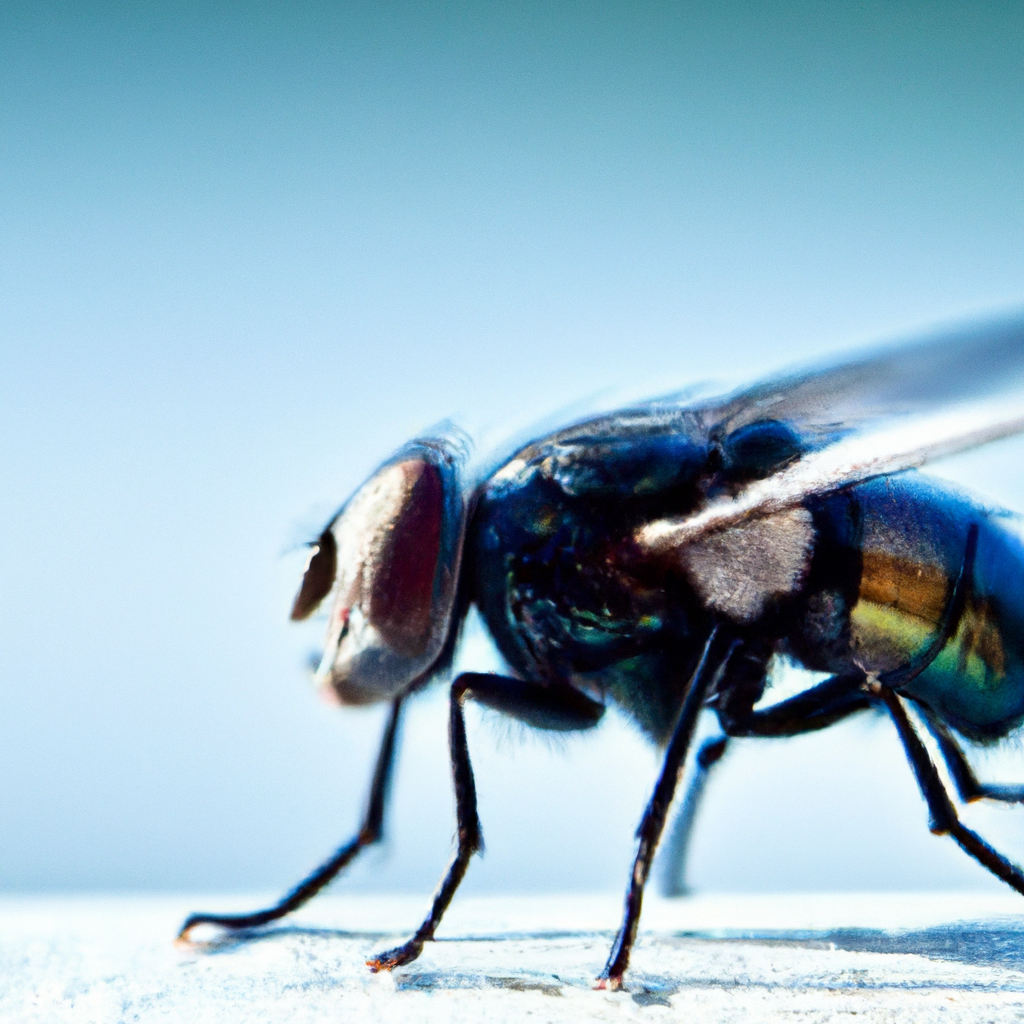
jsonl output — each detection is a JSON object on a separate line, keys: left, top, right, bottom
{"left": 638, "top": 314, "right": 1024, "bottom": 553}
{"left": 693, "top": 314, "right": 1024, "bottom": 448}
{"left": 638, "top": 395, "right": 1024, "bottom": 553}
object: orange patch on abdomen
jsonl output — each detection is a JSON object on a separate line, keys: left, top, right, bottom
{"left": 858, "top": 550, "right": 949, "bottom": 627}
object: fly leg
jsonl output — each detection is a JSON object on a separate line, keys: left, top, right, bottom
{"left": 598, "top": 626, "right": 738, "bottom": 990}
{"left": 658, "top": 671, "right": 874, "bottom": 895}
{"left": 660, "top": 524, "right": 981, "bottom": 902}
{"left": 918, "top": 708, "right": 1024, "bottom": 804}
{"left": 659, "top": 735, "right": 728, "bottom": 896}
{"left": 367, "top": 680, "right": 480, "bottom": 971}
{"left": 178, "top": 695, "right": 405, "bottom": 940}
{"left": 659, "top": 640, "right": 771, "bottom": 896}
{"left": 367, "top": 673, "right": 604, "bottom": 972}
{"left": 718, "top": 673, "right": 875, "bottom": 737}
{"left": 655, "top": 647, "right": 872, "bottom": 897}
{"left": 878, "top": 685, "right": 1024, "bottom": 896}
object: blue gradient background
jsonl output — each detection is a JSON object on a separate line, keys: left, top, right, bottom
{"left": 3, "top": 2, "right": 1024, "bottom": 896}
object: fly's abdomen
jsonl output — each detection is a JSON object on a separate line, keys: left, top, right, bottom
{"left": 845, "top": 475, "right": 1024, "bottom": 740}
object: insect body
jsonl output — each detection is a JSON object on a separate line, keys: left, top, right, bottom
{"left": 181, "top": 316, "right": 1024, "bottom": 988}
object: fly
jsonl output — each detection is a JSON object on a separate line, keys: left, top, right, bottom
{"left": 179, "top": 314, "right": 1024, "bottom": 989}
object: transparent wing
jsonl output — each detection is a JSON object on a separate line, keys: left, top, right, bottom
{"left": 693, "top": 313, "right": 1024, "bottom": 447}
{"left": 637, "top": 313, "right": 1024, "bottom": 552}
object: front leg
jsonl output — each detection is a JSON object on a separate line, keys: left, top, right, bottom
{"left": 179, "top": 695, "right": 404, "bottom": 940}
{"left": 366, "top": 672, "right": 605, "bottom": 972}
{"left": 367, "top": 678, "right": 481, "bottom": 971}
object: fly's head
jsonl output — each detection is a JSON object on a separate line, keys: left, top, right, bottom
{"left": 291, "top": 434, "right": 467, "bottom": 705}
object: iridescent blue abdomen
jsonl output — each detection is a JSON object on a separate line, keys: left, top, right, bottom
{"left": 804, "top": 475, "right": 1024, "bottom": 741}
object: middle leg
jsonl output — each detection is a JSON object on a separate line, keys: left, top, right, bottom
{"left": 658, "top": 671, "right": 874, "bottom": 896}
{"left": 661, "top": 521, "right": 983, "bottom": 894}
{"left": 659, "top": 734, "right": 728, "bottom": 897}
{"left": 598, "top": 625, "right": 738, "bottom": 989}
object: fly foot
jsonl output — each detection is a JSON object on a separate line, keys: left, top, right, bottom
{"left": 366, "top": 939, "right": 425, "bottom": 972}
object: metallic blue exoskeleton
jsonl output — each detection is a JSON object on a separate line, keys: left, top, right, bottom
{"left": 181, "top": 315, "right": 1024, "bottom": 988}
{"left": 473, "top": 421, "right": 1024, "bottom": 745}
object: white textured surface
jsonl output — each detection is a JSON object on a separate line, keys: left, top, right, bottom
{"left": 4, "top": 892, "right": 1024, "bottom": 1022}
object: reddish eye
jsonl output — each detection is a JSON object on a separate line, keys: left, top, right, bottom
{"left": 311, "top": 434, "right": 467, "bottom": 705}
{"left": 369, "top": 461, "right": 444, "bottom": 657}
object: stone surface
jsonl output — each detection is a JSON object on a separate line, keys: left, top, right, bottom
{"left": 3, "top": 892, "right": 1024, "bottom": 1022}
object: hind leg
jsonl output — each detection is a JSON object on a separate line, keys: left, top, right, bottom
{"left": 918, "top": 707, "right": 1024, "bottom": 804}
{"left": 878, "top": 685, "right": 1024, "bottom": 895}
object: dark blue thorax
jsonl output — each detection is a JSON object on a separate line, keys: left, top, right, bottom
{"left": 468, "top": 428, "right": 713, "bottom": 741}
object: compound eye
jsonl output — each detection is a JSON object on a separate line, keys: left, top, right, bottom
{"left": 365, "top": 458, "right": 445, "bottom": 657}
{"left": 289, "top": 528, "right": 337, "bottom": 621}
{"left": 317, "top": 437, "right": 466, "bottom": 704}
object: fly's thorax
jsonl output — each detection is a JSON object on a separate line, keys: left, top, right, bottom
{"left": 292, "top": 438, "right": 466, "bottom": 706}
